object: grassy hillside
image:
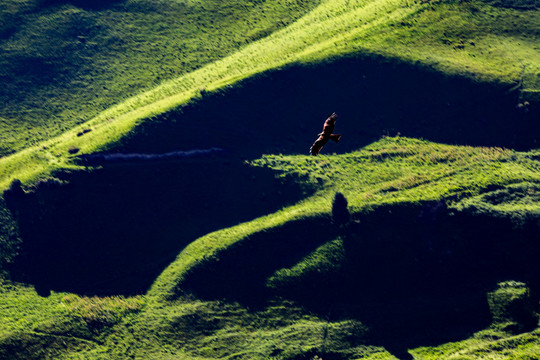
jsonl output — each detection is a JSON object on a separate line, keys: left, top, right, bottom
{"left": 1, "top": 0, "right": 539, "bottom": 359}
{"left": 0, "top": 0, "right": 321, "bottom": 156}
{"left": 0, "top": 0, "right": 539, "bottom": 189}
{"left": 1, "top": 138, "right": 539, "bottom": 359}
{"left": 152, "top": 137, "right": 540, "bottom": 301}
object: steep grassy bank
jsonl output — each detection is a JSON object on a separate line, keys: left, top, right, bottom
{"left": 140, "top": 138, "right": 539, "bottom": 359}
{"left": 151, "top": 137, "right": 540, "bottom": 302}
{"left": 169, "top": 206, "right": 540, "bottom": 358}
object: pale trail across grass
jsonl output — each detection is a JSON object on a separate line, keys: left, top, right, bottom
{"left": 0, "top": 0, "right": 538, "bottom": 190}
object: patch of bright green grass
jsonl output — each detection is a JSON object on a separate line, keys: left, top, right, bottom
{"left": 411, "top": 328, "right": 540, "bottom": 359}
{"left": 454, "top": 182, "right": 540, "bottom": 224}
{"left": 65, "top": 296, "right": 389, "bottom": 359}
{"left": 0, "top": 280, "right": 142, "bottom": 338}
{"left": 253, "top": 137, "right": 540, "bottom": 212}
{"left": 0, "top": 279, "right": 143, "bottom": 359}
{"left": 267, "top": 238, "right": 345, "bottom": 290}
{"left": 0, "top": 279, "right": 390, "bottom": 359}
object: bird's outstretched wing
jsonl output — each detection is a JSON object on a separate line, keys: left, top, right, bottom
{"left": 310, "top": 112, "right": 339, "bottom": 156}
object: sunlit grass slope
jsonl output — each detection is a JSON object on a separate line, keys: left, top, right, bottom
{"left": 410, "top": 328, "right": 540, "bottom": 359}
{"left": 1, "top": 0, "right": 539, "bottom": 190}
{"left": 0, "top": 0, "right": 320, "bottom": 156}
{"left": 0, "top": 280, "right": 143, "bottom": 359}
{"left": 1, "top": 137, "right": 538, "bottom": 359}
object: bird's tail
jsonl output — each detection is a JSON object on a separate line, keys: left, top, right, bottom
{"left": 330, "top": 134, "right": 341, "bottom": 143}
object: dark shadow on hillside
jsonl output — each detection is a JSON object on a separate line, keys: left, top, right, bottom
{"left": 115, "top": 55, "right": 539, "bottom": 158}
{"left": 482, "top": 0, "right": 539, "bottom": 10}
{"left": 6, "top": 155, "right": 311, "bottom": 296}
{"left": 180, "top": 216, "right": 340, "bottom": 306}
{"left": 0, "top": 56, "right": 64, "bottom": 105}
{"left": 40, "top": 0, "right": 124, "bottom": 10}
{"left": 179, "top": 204, "right": 540, "bottom": 359}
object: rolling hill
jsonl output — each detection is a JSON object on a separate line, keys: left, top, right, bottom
{"left": 0, "top": 0, "right": 539, "bottom": 359}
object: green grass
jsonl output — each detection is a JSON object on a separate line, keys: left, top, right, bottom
{"left": 411, "top": 328, "right": 540, "bottom": 359}
{"left": 0, "top": 278, "right": 391, "bottom": 359}
{"left": 0, "top": 280, "right": 142, "bottom": 339}
{"left": 151, "top": 137, "right": 540, "bottom": 301}
{"left": 1, "top": 280, "right": 538, "bottom": 359}
{"left": 1, "top": 137, "right": 540, "bottom": 359}
{"left": 0, "top": 279, "right": 143, "bottom": 359}
{"left": 128, "top": 137, "right": 540, "bottom": 360}
{"left": 266, "top": 238, "right": 346, "bottom": 290}
{"left": 455, "top": 182, "right": 540, "bottom": 224}
{"left": 0, "top": 0, "right": 321, "bottom": 157}
{"left": 0, "top": 0, "right": 539, "bottom": 190}
{"left": 1, "top": 0, "right": 540, "bottom": 358}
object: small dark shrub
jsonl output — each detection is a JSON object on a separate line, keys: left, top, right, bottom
{"left": 487, "top": 281, "right": 538, "bottom": 333}
{"left": 78, "top": 128, "right": 92, "bottom": 136}
{"left": 332, "top": 192, "right": 350, "bottom": 226}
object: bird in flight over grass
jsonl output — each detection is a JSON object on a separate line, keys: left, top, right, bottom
{"left": 310, "top": 112, "right": 341, "bottom": 155}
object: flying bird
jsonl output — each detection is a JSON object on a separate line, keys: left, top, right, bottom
{"left": 310, "top": 112, "right": 341, "bottom": 155}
